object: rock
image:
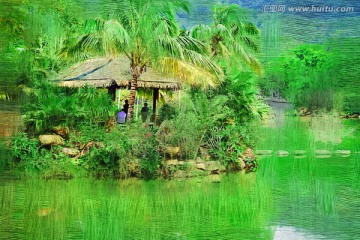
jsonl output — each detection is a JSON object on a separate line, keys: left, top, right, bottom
{"left": 62, "top": 147, "right": 79, "bottom": 157}
{"left": 52, "top": 126, "right": 69, "bottom": 138}
{"left": 219, "top": 164, "right": 227, "bottom": 172}
{"left": 39, "top": 135, "right": 64, "bottom": 146}
{"left": 255, "top": 150, "right": 273, "bottom": 155}
{"left": 237, "top": 158, "right": 246, "bottom": 169}
{"left": 315, "top": 150, "right": 332, "bottom": 158}
{"left": 335, "top": 150, "right": 351, "bottom": 157}
{"left": 196, "top": 157, "right": 202, "bottom": 164}
{"left": 294, "top": 150, "right": 307, "bottom": 155}
{"left": 315, "top": 150, "right": 332, "bottom": 155}
{"left": 299, "top": 107, "right": 311, "bottom": 116}
{"left": 196, "top": 163, "right": 206, "bottom": 171}
{"left": 177, "top": 160, "right": 185, "bottom": 165}
{"left": 165, "top": 159, "right": 178, "bottom": 165}
{"left": 242, "top": 147, "right": 256, "bottom": 161}
{"left": 164, "top": 146, "right": 180, "bottom": 157}
{"left": 186, "top": 160, "right": 197, "bottom": 168}
{"left": 335, "top": 150, "right": 351, "bottom": 155}
{"left": 276, "top": 150, "right": 289, "bottom": 157}
{"left": 205, "top": 161, "right": 221, "bottom": 171}
{"left": 173, "top": 170, "right": 185, "bottom": 178}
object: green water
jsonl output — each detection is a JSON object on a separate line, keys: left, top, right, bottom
{"left": 1, "top": 116, "right": 359, "bottom": 240}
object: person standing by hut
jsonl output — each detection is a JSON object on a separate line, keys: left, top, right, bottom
{"left": 117, "top": 109, "right": 127, "bottom": 124}
{"left": 141, "top": 103, "right": 149, "bottom": 123}
{"left": 123, "top": 100, "right": 129, "bottom": 114}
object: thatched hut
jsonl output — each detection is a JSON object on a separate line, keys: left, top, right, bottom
{"left": 54, "top": 57, "right": 182, "bottom": 119}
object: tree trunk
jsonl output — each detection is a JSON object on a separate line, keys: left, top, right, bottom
{"left": 127, "top": 74, "right": 138, "bottom": 121}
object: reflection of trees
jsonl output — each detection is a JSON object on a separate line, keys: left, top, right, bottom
{"left": 300, "top": 115, "right": 353, "bottom": 144}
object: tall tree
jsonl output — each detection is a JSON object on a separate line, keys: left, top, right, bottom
{"left": 189, "top": 3, "right": 261, "bottom": 73}
{"left": 61, "top": 0, "right": 223, "bottom": 121}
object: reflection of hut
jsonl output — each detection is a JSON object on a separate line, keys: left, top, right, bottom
{"left": 55, "top": 57, "right": 182, "bottom": 120}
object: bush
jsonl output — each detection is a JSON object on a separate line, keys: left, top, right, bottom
{"left": 22, "top": 83, "right": 117, "bottom": 134}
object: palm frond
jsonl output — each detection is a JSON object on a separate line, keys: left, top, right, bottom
{"left": 159, "top": 57, "right": 223, "bottom": 89}
{"left": 155, "top": 35, "right": 184, "bottom": 59}
{"left": 177, "top": 36, "right": 207, "bottom": 53}
{"left": 189, "top": 24, "right": 212, "bottom": 41}
{"left": 217, "top": 42, "right": 231, "bottom": 57}
{"left": 182, "top": 49, "right": 222, "bottom": 75}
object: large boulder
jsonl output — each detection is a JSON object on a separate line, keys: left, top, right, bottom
{"left": 39, "top": 135, "right": 64, "bottom": 146}
{"left": 205, "top": 161, "right": 221, "bottom": 172}
{"left": 52, "top": 126, "right": 69, "bottom": 138}
{"left": 62, "top": 147, "right": 79, "bottom": 157}
{"left": 165, "top": 159, "right": 178, "bottom": 165}
{"left": 196, "top": 162, "right": 206, "bottom": 171}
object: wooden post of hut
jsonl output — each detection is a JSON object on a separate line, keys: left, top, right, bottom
{"left": 152, "top": 88, "right": 159, "bottom": 123}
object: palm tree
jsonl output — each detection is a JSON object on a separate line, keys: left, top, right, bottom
{"left": 61, "top": 0, "right": 223, "bottom": 121}
{"left": 189, "top": 3, "right": 261, "bottom": 73}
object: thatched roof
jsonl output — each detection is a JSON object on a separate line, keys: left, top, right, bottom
{"left": 55, "top": 57, "right": 182, "bottom": 90}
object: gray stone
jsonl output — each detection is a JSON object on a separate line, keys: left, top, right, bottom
{"left": 62, "top": 147, "right": 79, "bottom": 157}
{"left": 166, "top": 159, "right": 178, "bottom": 165}
{"left": 39, "top": 135, "right": 64, "bottom": 146}
{"left": 276, "top": 150, "right": 289, "bottom": 157}
{"left": 294, "top": 150, "right": 307, "bottom": 155}
{"left": 315, "top": 150, "right": 332, "bottom": 155}
{"left": 335, "top": 150, "right": 351, "bottom": 155}
{"left": 196, "top": 163, "right": 206, "bottom": 171}
{"left": 255, "top": 150, "right": 273, "bottom": 155}
{"left": 205, "top": 161, "right": 221, "bottom": 171}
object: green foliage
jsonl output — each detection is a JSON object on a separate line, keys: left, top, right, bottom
{"left": 23, "top": 83, "right": 117, "bottom": 134}
{"left": 189, "top": 3, "right": 261, "bottom": 73}
{"left": 260, "top": 44, "right": 337, "bottom": 111}
{"left": 216, "top": 69, "right": 268, "bottom": 122}
{"left": 136, "top": 131, "right": 161, "bottom": 178}
{"left": 10, "top": 132, "right": 79, "bottom": 177}
{"left": 73, "top": 123, "right": 161, "bottom": 178}
{"left": 158, "top": 103, "right": 177, "bottom": 123}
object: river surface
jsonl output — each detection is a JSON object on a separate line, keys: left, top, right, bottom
{"left": 0, "top": 113, "right": 359, "bottom": 239}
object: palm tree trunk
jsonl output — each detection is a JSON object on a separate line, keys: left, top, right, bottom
{"left": 127, "top": 74, "right": 138, "bottom": 121}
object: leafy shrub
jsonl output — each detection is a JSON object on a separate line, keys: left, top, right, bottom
{"left": 158, "top": 103, "right": 177, "bottom": 124}
{"left": 10, "top": 133, "right": 79, "bottom": 177}
{"left": 22, "top": 83, "right": 117, "bottom": 134}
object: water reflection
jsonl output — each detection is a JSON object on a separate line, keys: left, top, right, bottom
{"left": 273, "top": 226, "right": 325, "bottom": 240}
{"left": 0, "top": 116, "right": 359, "bottom": 239}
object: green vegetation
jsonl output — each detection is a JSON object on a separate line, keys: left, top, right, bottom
{"left": 1, "top": 0, "right": 359, "bottom": 178}
{"left": 259, "top": 39, "right": 360, "bottom": 114}
{"left": 0, "top": 0, "right": 265, "bottom": 178}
